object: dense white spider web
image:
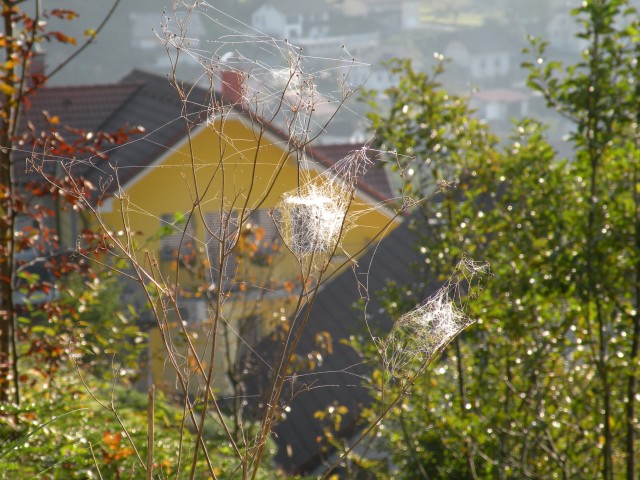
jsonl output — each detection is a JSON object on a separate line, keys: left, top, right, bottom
{"left": 379, "top": 256, "right": 490, "bottom": 377}
{"left": 272, "top": 149, "right": 371, "bottom": 262}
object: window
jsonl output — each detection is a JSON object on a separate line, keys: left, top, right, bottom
{"left": 203, "top": 209, "right": 281, "bottom": 283}
{"left": 159, "top": 214, "right": 196, "bottom": 261}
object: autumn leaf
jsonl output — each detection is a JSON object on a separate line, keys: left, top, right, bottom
{"left": 0, "top": 82, "right": 14, "bottom": 95}
{"left": 50, "top": 9, "right": 79, "bottom": 20}
{"left": 49, "top": 31, "right": 77, "bottom": 45}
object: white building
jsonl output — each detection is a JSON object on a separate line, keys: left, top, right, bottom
{"left": 251, "top": 1, "right": 332, "bottom": 40}
{"left": 443, "top": 27, "right": 515, "bottom": 82}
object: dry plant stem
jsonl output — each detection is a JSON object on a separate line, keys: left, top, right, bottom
{"left": 180, "top": 66, "right": 354, "bottom": 475}
{"left": 249, "top": 279, "right": 319, "bottom": 479}
{"left": 192, "top": 98, "right": 227, "bottom": 236}
{"left": 109, "top": 378, "right": 146, "bottom": 469}
{"left": 147, "top": 385, "right": 155, "bottom": 480}
{"left": 138, "top": 257, "right": 216, "bottom": 475}
{"left": 250, "top": 206, "right": 354, "bottom": 478}
{"left": 189, "top": 247, "right": 232, "bottom": 479}
{"left": 89, "top": 443, "right": 105, "bottom": 480}
{"left": 138, "top": 254, "right": 216, "bottom": 454}
{"left": 174, "top": 395, "right": 191, "bottom": 479}
{"left": 109, "top": 193, "right": 243, "bottom": 468}
{"left": 318, "top": 333, "right": 469, "bottom": 480}
{"left": 168, "top": 83, "right": 197, "bottom": 297}
{"left": 239, "top": 123, "right": 268, "bottom": 223}
{"left": 73, "top": 212, "right": 221, "bottom": 475}
{"left": 249, "top": 247, "right": 320, "bottom": 475}
{"left": 220, "top": 288, "right": 253, "bottom": 446}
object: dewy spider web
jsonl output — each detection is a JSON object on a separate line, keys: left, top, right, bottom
{"left": 272, "top": 148, "right": 372, "bottom": 268}
{"left": 380, "top": 256, "right": 490, "bottom": 377}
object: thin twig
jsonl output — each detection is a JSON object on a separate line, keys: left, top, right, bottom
{"left": 147, "top": 385, "right": 155, "bottom": 480}
{"left": 89, "top": 443, "right": 106, "bottom": 480}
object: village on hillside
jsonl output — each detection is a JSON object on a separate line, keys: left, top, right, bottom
{"left": 44, "top": 0, "right": 606, "bottom": 148}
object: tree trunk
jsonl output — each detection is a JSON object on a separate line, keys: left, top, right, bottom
{"left": 0, "top": 2, "right": 17, "bottom": 403}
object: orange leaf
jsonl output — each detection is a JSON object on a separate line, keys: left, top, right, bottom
{"left": 103, "top": 431, "right": 122, "bottom": 450}
{"left": 51, "top": 9, "right": 79, "bottom": 20}
{"left": 50, "top": 31, "right": 77, "bottom": 45}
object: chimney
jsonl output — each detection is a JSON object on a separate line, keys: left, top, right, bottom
{"left": 220, "top": 69, "right": 245, "bottom": 105}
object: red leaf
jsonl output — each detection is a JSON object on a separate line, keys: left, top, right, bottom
{"left": 49, "top": 31, "right": 77, "bottom": 45}
{"left": 50, "top": 9, "right": 78, "bottom": 20}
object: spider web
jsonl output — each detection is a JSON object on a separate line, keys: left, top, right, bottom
{"left": 379, "top": 256, "right": 490, "bottom": 377}
{"left": 272, "top": 148, "right": 371, "bottom": 266}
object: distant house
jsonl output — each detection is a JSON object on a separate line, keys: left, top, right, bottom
{"left": 471, "top": 88, "right": 530, "bottom": 122}
{"left": 250, "top": 1, "right": 383, "bottom": 60}
{"left": 443, "top": 26, "right": 518, "bottom": 83}
{"left": 295, "top": 31, "right": 380, "bottom": 57}
{"left": 251, "top": 1, "right": 332, "bottom": 39}
{"left": 334, "top": 0, "right": 428, "bottom": 30}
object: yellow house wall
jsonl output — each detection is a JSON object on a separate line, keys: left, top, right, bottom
{"left": 95, "top": 117, "right": 399, "bottom": 397}
{"left": 98, "top": 117, "right": 396, "bottom": 278}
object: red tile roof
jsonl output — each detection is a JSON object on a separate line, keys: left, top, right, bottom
{"left": 20, "top": 83, "right": 141, "bottom": 133}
